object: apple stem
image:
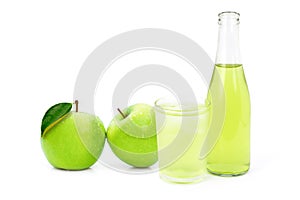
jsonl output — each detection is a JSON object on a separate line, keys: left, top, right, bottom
{"left": 74, "top": 100, "right": 79, "bottom": 112}
{"left": 117, "top": 108, "right": 126, "bottom": 119}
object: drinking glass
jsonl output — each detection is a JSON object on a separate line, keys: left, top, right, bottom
{"left": 154, "top": 98, "right": 211, "bottom": 183}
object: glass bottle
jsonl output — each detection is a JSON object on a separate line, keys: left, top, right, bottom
{"left": 207, "top": 11, "right": 250, "bottom": 176}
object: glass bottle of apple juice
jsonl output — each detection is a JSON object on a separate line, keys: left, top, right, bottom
{"left": 207, "top": 11, "right": 251, "bottom": 176}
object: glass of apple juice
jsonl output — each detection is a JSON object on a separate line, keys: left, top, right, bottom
{"left": 154, "top": 98, "right": 211, "bottom": 183}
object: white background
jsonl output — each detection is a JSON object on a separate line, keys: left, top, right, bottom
{"left": 1, "top": 0, "right": 299, "bottom": 199}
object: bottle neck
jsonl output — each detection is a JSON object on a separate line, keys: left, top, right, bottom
{"left": 216, "top": 12, "right": 241, "bottom": 64}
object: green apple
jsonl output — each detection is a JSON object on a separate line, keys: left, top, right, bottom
{"left": 41, "top": 101, "right": 106, "bottom": 170}
{"left": 107, "top": 104, "right": 157, "bottom": 168}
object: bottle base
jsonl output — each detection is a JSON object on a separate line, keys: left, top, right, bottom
{"left": 207, "top": 164, "right": 249, "bottom": 177}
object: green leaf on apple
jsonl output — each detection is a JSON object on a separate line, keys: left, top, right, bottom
{"left": 41, "top": 103, "right": 72, "bottom": 135}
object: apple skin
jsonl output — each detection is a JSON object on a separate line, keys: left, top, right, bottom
{"left": 41, "top": 112, "right": 106, "bottom": 170}
{"left": 107, "top": 104, "right": 158, "bottom": 168}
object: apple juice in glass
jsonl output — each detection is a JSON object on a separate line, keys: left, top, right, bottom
{"left": 154, "top": 99, "right": 211, "bottom": 183}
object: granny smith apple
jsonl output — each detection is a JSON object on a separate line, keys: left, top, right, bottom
{"left": 107, "top": 104, "right": 157, "bottom": 168}
{"left": 41, "top": 101, "right": 106, "bottom": 170}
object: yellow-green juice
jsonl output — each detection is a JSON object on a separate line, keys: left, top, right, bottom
{"left": 207, "top": 64, "right": 250, "bottom": 176}
{"left": 155, "top": 102, "right": 211, "bottom": 183}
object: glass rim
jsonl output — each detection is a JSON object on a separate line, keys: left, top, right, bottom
{"left": 154, "top": 97, "right": 211, "bottom": 116}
